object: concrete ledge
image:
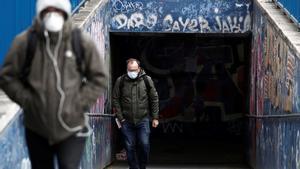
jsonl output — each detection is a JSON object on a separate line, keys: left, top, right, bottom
{"left": 72, "top": 0, "right": 108, "bottom": 28}
{"left": 256, "top": 0, "right": 300, "bottom": 57}
{"left": 0, "top": 91, "right": 20, "bottom": 134}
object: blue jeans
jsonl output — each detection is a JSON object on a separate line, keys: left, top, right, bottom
{"left": 121, "top": 118, "right": 150, "bottom": 169}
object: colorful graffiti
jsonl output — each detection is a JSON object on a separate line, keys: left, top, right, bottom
{"left": 249, "top": 1, "right": 300, "bottom": 169}
{"left": 250, "top": 1, "right": 300, "bottom": 116}
{"left": 110, "top": 0, "right": 252, "bottom": 33}
{"left": 249, "top": 3, "right": 264, "bottom": 116}
{"left": 79, "top": 0, "right": 113, "bottom": 169}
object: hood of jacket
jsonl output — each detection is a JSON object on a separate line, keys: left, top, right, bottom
{"left": 36, "top": 0, "right": 72, "bottom": 17}
{"left": 35, "top": 0, "right": 72, "bottom": 38}
{"left": 138, "top": 69, "right": 147, "bottom": 78}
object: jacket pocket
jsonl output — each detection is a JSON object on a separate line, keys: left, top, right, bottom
{"left": 63, "top": 56, "right": 81, "bottom": 90}
{"left": 22, "top": 91, "right": 46, "bottom": 126}
{"left": 62, "top": 92, "right": 85, "bottom": 127}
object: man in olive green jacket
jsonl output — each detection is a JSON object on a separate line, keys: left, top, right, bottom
{"left": 0, "top": 0, "right": 107, "bottom": 168}
{"left": 112, "top": 58, "right": 159, "bottom": 169}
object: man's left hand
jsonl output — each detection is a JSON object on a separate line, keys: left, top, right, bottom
{"left": 152, "top": 119, "right": 159, "bottom": 128}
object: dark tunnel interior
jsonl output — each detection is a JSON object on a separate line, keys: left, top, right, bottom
{"left": 110, "top": 32, "right": 252, "bottom": 166}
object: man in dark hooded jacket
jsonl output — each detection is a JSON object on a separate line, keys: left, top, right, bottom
{"left": 0, "top": 0, "right": 107, "bottom": 168}
{"left": 112, "top": 58, "right": 159, "bottom": 169}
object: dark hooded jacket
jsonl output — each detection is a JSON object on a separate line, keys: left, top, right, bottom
{"left": 112, "top": 70, "right": 159, "bottom": 124}
{"left": 0, "top": 17, "right": 107, "bottom": 144}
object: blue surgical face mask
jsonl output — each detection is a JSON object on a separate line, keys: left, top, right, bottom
{"left": 127, "top": 71, "right": 138, "bottom": 79}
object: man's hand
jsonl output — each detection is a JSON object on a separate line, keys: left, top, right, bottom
{"left": 152, "top": 119, "right": 159, "bottom": 128}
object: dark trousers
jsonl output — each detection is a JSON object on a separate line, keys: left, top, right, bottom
{"left": 25, "top": 128, "right": 86, "bottom": 169}
{"left": 121, "top": 118, "right": 150, "bottom": 169}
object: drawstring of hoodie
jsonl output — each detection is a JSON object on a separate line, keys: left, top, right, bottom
{"left": 44, "top": 30, "right": 91, "bottom": 137}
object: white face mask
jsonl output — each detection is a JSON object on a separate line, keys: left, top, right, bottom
{"left": 43, "top": 12, "right": 65, "bottom": 32}
{"left": 127, "top": 71, "right": 138, "bottom": 79}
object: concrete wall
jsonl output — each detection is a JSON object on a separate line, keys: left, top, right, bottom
{"left": 249, "top": 0, "right": 300, "bottom": 168}
{"left": 110, "top": 0, "right": 252, "bottom": 33}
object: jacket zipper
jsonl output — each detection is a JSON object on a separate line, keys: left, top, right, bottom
{"left": 44, "top": 30, "right": 83, "bottom": 134}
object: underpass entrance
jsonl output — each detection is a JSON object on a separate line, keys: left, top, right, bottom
{"left": 110, "top": 32, "right": 251, "bottom": 168}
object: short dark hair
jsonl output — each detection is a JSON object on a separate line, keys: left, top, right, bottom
{"left": 126, "top": 58, "right": 140, "bottom": 66}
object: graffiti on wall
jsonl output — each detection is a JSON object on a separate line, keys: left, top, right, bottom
{"left": 142, "top": 39, "right": 247, "bottom": 123}
{"left": 111, "top": 34, "right": 250, "bottom": 135}
{"left": 249, "top": 2, "right": 300, "bottom": 169}
{"left": 253, "top": 118, "right": 300, "bottom": 169}
{"left": 110, "top": 0, "right": 252, "bottom": 33}
{"left": 0, "top": 113, "right": 31, "bottom": 169}
{"left": 250, "top": 4, "right": 265, "bottom": 115}
{"left": 250, "top": 2, "right": 300, "bottom": 115}
{"left": 80, "top": 0, "right": 113, "bottom": 169}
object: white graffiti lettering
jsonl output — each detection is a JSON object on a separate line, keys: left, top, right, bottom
{"left": 127, "top": 12, "right": 144, "bottom": 29}
{"left": 198, "top": 16, "right": 211, "bottom": 32}
{"left": 113, "top": 12, "right": 158, "bottom": 30}
{"left": 162, "top": 122, "right": 183, "bottom": 133}
{"left": 113, "top": 14, "right": 128, "bottom": 29}
{"left": 113, "top": 0, "right": 144, "bottom": 12}
{"left": 215, "top": 15, "right": 249, "bottom": 33}
{"left": 113, "top": 13, "right": 249, "bottom": 33}
{"left": 162, "top": 15, "right": 212, "bottom": 32}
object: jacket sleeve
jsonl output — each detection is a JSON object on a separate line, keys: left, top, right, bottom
{"left": 112, "top": 77, "right": 124, "bottom": 121}
{"left": 0, "top": 32, "right": 32, "bottom": 107}
{"left": 77, "top": 33, "right": 108, "bottom": 111}
{"left": 147, "top": 76, "right": 159, "bottom": 119}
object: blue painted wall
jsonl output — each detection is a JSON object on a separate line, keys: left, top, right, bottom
{"left": 81, "top": 116, "right": 113, "bottom": 169}
{"left": 110, "top": 0, "right": 252, "bottom": 33}
{"left": 0, "top": 0, "right": 36, "bottom": 66}
{"left": 0, "top": 112, "right": 31, "bottom": 169}
{"left": 80, "top": 0, "right": 113, "bottom": 167}
{"left": 0, "top": 112, "right": 113, "bottom": 169}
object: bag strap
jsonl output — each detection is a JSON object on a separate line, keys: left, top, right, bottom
{"left": 21, "top": 29, "right": 37, "bottom": 83}
{"left": 21, "top": 28, "right": 85, "bottom": 83}
{"left": 119, "top": 74, "right": 126, "bottom": 95}
{"left": 142, "top": 76, "right": 151, "bottom": 94}
{"left": 71, "top": 28, "right": 85, "bottom": 78}
{"left": 142, "top": 75, "right": 152, "bottom": 112}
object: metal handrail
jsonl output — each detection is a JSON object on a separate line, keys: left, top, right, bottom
{"left": 86, "top": 113, "right": 116, "bottom": 117}
{"left": 246, "top": 113, "right": 300, "bottom": 118}
{"left": 273, "top": 0, "right": 300, "bottom": 28}
{"left": 71, "top": 0, "right": 88, "bottom": 14}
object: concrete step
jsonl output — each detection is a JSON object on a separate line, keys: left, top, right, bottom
{"left": 106, "top": 162, "right": 250, "bottom": 169}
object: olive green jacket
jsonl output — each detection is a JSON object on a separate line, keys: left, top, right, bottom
{"left": 112, "top": 70, "right": 159, "bottom": 124}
